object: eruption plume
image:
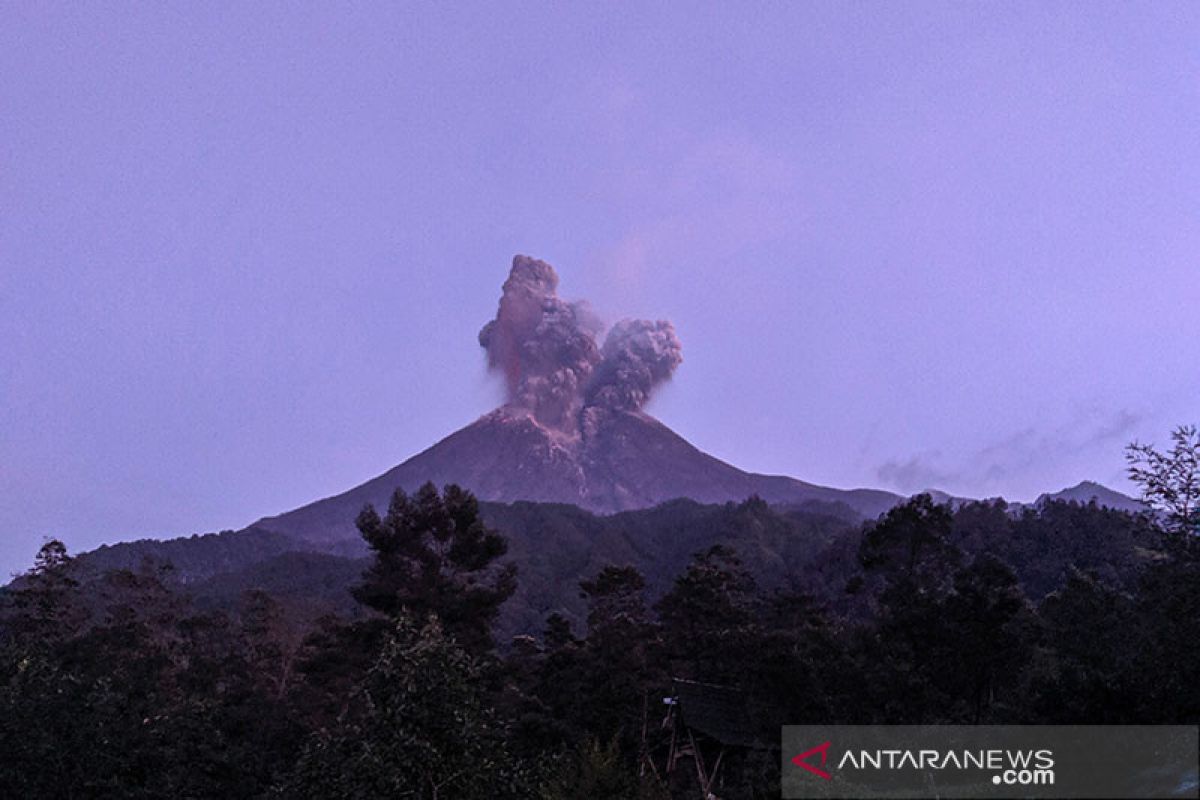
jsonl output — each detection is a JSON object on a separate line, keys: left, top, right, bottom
{"left": 478, "top": 255, "right": 682, "bottom": 432}
{"left": 587, "top": 319, "right": 683, "bottom": 412}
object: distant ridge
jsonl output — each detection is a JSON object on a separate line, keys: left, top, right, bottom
{"left": 1036, "top": 480, "right": 1145, "bottom": 513}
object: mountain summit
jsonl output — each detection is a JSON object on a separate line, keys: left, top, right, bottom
{"left": 253, "top": 256, "right": 898, "bottom": 542}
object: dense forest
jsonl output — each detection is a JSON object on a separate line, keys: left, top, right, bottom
{"left": 2, "top": 450, "right": 1197, "bottom": 797}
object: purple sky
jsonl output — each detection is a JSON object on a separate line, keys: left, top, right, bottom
{"left": 3, "top": 4, "right": 1198, "bottom": 577}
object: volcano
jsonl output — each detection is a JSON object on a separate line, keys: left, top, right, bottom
{"left": 253, "top": 404, "right": 901, "bottom": 542}
{"left": 250, "top": 255, "right": 900, "bottom": 542}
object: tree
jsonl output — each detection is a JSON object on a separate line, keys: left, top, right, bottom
{"left": 353, "top": 482, "right": 517, "bottom": 652}
{"left": 576, "top": 566, "right": 658, "bottom": 751}
{"left": 0, "top": 539, "right": 89, "bottom": 647}
{"left": 655, "top": 545, "right": 757, "bottom": 684}
{"left": 859, "top": 494, "right": 960, "bottom": 589}
{"left": 1126, "top": 425, "right": 1200, "bottom": 537}
{"left": 536, "top": 736, "right": 666, "bottom": 800}
{"left": 239, "top": 589, "right": 305, "bottom": 700}
{"left": 853, "top": 497, "right": 964, "bottom": 723}
{"left": 511, "top": 567, "right": 659, "bottom": 758}
{"left": 279, "top": 615, "right": 526, "bottom": 800}
{"left": 1033, "top": 569, "right": 1139, "bottom": 723}
{"left": 751, "top": 590, "right": 843, "bottom": 730}
{"left": 1128, "top": 545, "right": 1200, "bottom": 722}
{"left": 938, "top": 555, "right": 1032, "bottom": 722}
{"left": 579, "top": 566, "right": 651, "bottom": 645}
{"left": 0, "top": 543, "right": 299, "bottom": 799}
{"left": 542, "top": 613, "right": 576, "bottom": 650}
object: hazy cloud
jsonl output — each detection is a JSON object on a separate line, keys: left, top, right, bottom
{"left": 877, "top": 409, "right": 1143, "bottom": 499}
{"left": 876, "top": 454, "right": 956, "bottom": 494}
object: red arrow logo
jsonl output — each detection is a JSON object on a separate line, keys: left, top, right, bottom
{"left": 791, "top": 741, "right": 832, "bottom": 780}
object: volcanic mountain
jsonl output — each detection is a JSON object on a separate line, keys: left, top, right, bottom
{"left": 13, "top": 254, "right": 1151, "bottom": 644}
{"left": 246, "top": 255, "right": 901, "bottom": 543}
{"left": 245, "top": 256, "right": 1149, "bottom": 545}
{"left": 253, "top": 404, "right": 901, "bottom": 543}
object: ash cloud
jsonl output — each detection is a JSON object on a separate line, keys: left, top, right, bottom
{"left": 587, "top": 319, "right": 683, "bottom": 412}
{"left": 479, "top": 255, "right": 682, "bottom": 431}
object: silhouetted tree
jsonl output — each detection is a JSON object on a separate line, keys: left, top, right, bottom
{"left": 0, "top": 545, "right": 299, "bottom": 798}
{"left": 0, "top": 539, "right": 89, "bottom": 647}
{"left": 752, "top": 590, "right": 843, "bottom": 726}
{"left": 1127, "top": 424, "right": 1200, "bottom": 537}
{"left": 240, "top": 588, "right": 305, "bottom": 700}
{"left": 578, "top": 566, "right": 659, "bottom": 752}
{"left": 853, "top": 497, "right": 963, "bottom": 722}
{"left": 280, "top": 615, "right": 526, "bottom": 799}
{"left": 859, "top": 494, "right": 960, "bottom": 588}
{"left": 543, "top": 612, "right": 576, "bottom": 650}
{"left": 1032, "top": 569, "right": 1139, "bottom": 722}
{"left": 655, "top": 545, "right": 757, "bottom": 683}
{"left": 353, "top": 482, "right": 516, "bottom": 652}
{"left": 537, "top": 736, "right": 667, "bottom": 800}
{"left": 938, "top": 554, "right": 1032, "bottom": 722}
{"left": 1129, "top": 543, "right": 1200, "bottom": 722}
{"left": 512, "top": 566, "right": 659, "bottom": 759}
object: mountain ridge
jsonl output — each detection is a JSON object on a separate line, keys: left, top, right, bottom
{"left": 1037, "top": 480, "right": 1145, "bottom": 513}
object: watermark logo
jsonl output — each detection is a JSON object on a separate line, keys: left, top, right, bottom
{"left": 781, "top": 725, "right": 1198, "bottom": 799}
{"left": 791, "top": 741, "right": 832, "bottom": 780}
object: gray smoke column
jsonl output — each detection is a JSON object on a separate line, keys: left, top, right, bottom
{"left": 586, "top": 319, "right": 683, "bottom": 411}
{"left": 478, "top": 255, "right": 602, "bottom": 430}
{"left": 479, "top": 255, "right": 682, "bottom": 431}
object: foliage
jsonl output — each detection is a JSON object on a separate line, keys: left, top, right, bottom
{"left": 859, "top": 493, "right": 960, "bottom": 588}
{"left": 0, "top": 481, "right": 1194, "bottom": 799}
{"left": 279, "top": 615, "right": 527, "bottom": 800}
{"left": 353, "top": 482, "right": 516, "bottom": 652}
{"left": 656, "top": 545, "right": 759, "bottom": 684}
{"left": 0, "top": 545, "right": 302, "bottom": 798}
{"left": 537, "top": 737, "right": 668, "bottom": 800}
{"left": 1127, "top": 424, "right": 1200, "bottom": 537}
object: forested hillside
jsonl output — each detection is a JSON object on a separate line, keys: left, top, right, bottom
{"left": 2, "top": 484, "right": 1194, "bottom": 798}
{"left": 54, "top": 492, "right": 1157, "bottom": 639}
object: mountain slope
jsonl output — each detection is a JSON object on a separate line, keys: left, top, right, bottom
{"left": 1037, "top": 480, "right": 1144, "bottom": 513}
{"left": 252, "top": 406, "right": 900, "bottom": 543}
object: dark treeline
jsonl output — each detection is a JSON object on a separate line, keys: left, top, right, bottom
{"left": 1, "top": 483, "right": 1197, "bottom": 799}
